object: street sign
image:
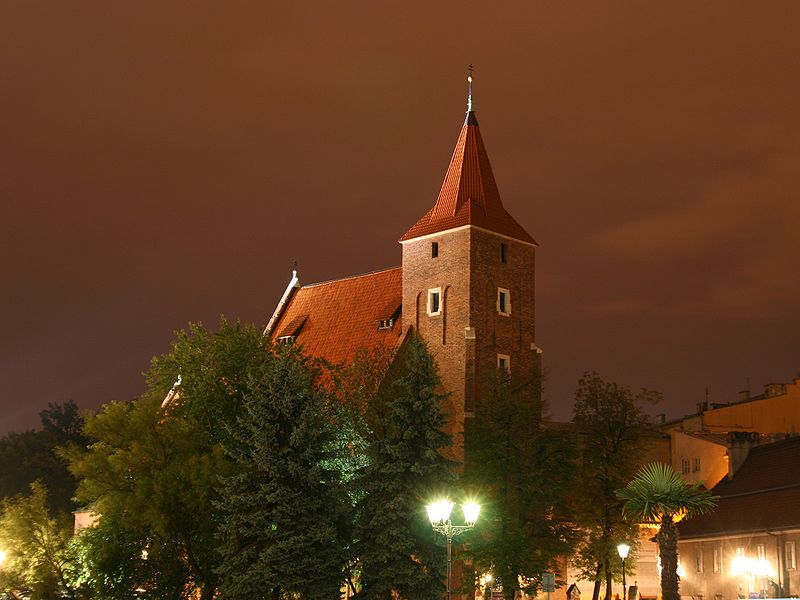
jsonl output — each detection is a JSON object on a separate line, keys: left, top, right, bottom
{"left": 543, "top": 572, "right": 556, "bottom": 592}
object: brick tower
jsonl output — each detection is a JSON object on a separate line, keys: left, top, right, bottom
{"left": 399, "top": 86, "right": 539, "bottom": 458}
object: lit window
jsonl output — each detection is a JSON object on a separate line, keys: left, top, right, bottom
{"left": 500, "top": 242, "right": 507, "bottom": 263}
{"left": 713, "top": 547, "right": 722, "bottom": 574}
{"left": 497, "top": 288, "right": 511, "bottom": 316}
{"left": 696, "top": 549, "right": 704, "bottom": 573}
{"left": 497, "top": 354, "right": 510, "bottom": 372}
{"left": 277, "top": 335, "right": 295, "bottom": 344}
{"left": 431, "top": 241, "right": 439, "bottom": 258}
{"left": 787, "top": 542, "right": 796, "bottom": 570}
{"left": 427, "top": 288, "right": 442, "bottom": 316}
{"left": 757, "top": 544, "right": 766, "bottom": 561}
{"left": 379, "top": 318, "right": 394, "bottom": 330}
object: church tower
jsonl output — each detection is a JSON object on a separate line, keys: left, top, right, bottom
{"left": 399, "top": 79, "right": 539, "bottom": 456}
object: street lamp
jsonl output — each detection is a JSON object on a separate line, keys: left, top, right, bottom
{"left": 427, "top": 499, "right": 480, "bottom": 600}
{"left": 617, "top": 543, "right": 631, "bottom": 600}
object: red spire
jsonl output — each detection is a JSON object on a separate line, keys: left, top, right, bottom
{"left": 400, "top": 110, "right": 537, "bottom": 244}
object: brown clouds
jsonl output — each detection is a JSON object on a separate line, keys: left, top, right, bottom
{"left": 1, "top": 1, "right": 799, "bottom": 430}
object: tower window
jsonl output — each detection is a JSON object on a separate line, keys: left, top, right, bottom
{"left": 427, "top": 288, "right": 442, "bottom": 316}
{"left": 497, "top": 354, "right": 510, "bottom": 372}
{"left": 431, "top": 241, "right": 439, "bottom": 258}
{"left": 497, "top": 288, "right": 511, "bottom": 316}
{"left": 500, "top": 242, "right": 507, "bottom": 263}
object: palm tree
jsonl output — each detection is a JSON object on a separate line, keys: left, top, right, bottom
{"left": 616, "top": 463, "right": 718, "bottom": 600}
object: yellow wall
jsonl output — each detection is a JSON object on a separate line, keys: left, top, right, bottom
{"left": 670, "top": 431, "right": 728, "bottom": 488}
{"left": 702, "top": 379, "right": 800, "bottom": 434}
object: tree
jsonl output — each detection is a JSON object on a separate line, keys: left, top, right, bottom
{"left": 354, "top": 334, "right": 456, "bottom": 600}
{"left": 465, "top": 368, "right": 577, "bottom": 600}
{"left": 216, "top": 343, "right": 349, "bottom": 600}
{"left": 570, "top": 372, "right": 659, "bottom": 600}
{"left": 68, "top": 318, "right": 272, "bottom": 600}
{"left": 0, "top": 401, "right": 87, "bottom": 515}
{"left": 0, "top": 482, "right": 77, "bottom": 600}
{"left": 616, "top": 463, "right": 718, "bottom": 600}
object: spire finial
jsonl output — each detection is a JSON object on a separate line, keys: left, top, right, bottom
{"left": 467, "top": 63, "right": 474, "bottom": 112}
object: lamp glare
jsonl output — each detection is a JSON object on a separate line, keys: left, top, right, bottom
{"left": 463, "top": 502, "right": 480, "bottom": 525}
{"left": 617, "top": 543, "right": 630, "bottom": 559}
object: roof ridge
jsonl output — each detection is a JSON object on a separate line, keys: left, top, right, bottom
{"left": 720, "top": 482, "right": 800, "bottom": 500}
{"left": 301, "top": 266, "right": 402, "bottom": 289}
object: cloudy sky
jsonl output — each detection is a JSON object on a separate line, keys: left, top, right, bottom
{"left": 2, "top": 1, "right": 799, "bottom": 432}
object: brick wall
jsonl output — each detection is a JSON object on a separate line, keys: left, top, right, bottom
{"left": 401, "top": 226, "right": 538, "bottom": 462}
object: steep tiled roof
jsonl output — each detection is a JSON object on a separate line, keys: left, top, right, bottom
{"left": 268, "top": 267, "right": 403, "bottom": 365}
{"left": 679, "top": 436, "right": 800, "bottom": 538}
{"left": 400, "top": 111, "right": 537, "bottom": 245}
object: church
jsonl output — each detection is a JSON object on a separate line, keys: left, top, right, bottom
{"left": 263, "top": 81, "right": 541, "bottom": 454}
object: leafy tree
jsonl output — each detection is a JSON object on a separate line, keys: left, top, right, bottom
{"left": 354, "top": 334, "right": 456, "bottom": 600}
{"left": 616, "top": 463, "right": 718, "bottom": 600}
{"left": 570, "top": 372, "right": 658, "bottom": 600}
{"left": 0, "top": 401, "right": 87, "bottom": 515}
{"left": 68, "top": 318, "right": 272, "bottom": 600}
{"left": 0, "top": 482, "right": 77, "bottom": 600}
{"left": 216, "top": 343, "right": 348, "bottom": 600}
{"left": 465, "top": 368, "right": 577, "bottom": 600}
{"left": 69, "top": 396, "right": 231, "bottom": 599}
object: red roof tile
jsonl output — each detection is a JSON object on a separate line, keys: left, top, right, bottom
{"left": 400, "top": 111, "right": 537, "bottom": 245}
{"left": 679, "top": 437, "right": 800, "bottom": 538}
{"left": 268, "top": 267, "right": 403, "bottom": 365}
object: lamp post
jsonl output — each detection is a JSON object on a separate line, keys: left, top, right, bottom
{"left": 427, "top": 500, "right": 480, "bottom": 600}
{"left": 617, "top": 543, "right": 631, "bottom": 600}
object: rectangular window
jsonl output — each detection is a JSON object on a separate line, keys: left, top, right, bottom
{"left": 497, "top": 288, "right": 511, "bottom": 316}
{"left": 497, "top": 354, "right": 510, "bottom": 372}
{"left": 500, "top": 242, "right": 507, "bottom": 263}
{"left": 713, "top": 547, "right": 722, "bottom": 574}
{"left": 787, "top": 542, "right": 796, "bottom": 570}
{"left": 696, "top": 549, "right": 704, "bottom": 573}
{"left": 277, "top": 335, "right": 295, "bottom": 344}
{"left": 693, "top": 458, "right": 701, "bottom": 472}
{"left": 756, "top": 544, "right": 766, "bottom": 561}
{"left": 682, "top": 459, "right": 690, "bottom": 474}
{"left": 379, "top": 318, "right": 394, "bottom": 330}
{"left": 431, "top": 241, "right": 439, "bottom": 258}
{"left": 427, "top": 288, "right": 442, "bottom": 316}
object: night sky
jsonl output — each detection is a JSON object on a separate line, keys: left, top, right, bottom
{"left": 2, "top": 2, "right": 799, "bottom": 433}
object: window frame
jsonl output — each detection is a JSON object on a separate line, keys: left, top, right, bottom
{"left": 497, "top": 353, "right": 510, "bottom": 372}
{"left": 427, "top": 287, "right": 442, "bottom": 316}
{"left": 787, "top": 541, "right": 797, "bottom": 571}
{"left": 696, "top": 549, "right": 704, "bottom": 573}
{"left": 497, "top": 288, "right": 511, "bottom": 316}
{"left": 713, "top": 547, "right": 722, "bottom": 574}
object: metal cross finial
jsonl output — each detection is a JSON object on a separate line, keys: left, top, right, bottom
{"left": 467, "top": 64, "right": 474, "bottom": 112}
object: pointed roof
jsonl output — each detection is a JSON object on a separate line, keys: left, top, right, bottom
{"left": 400, "top": 110, "right": 537, "bottom": 245}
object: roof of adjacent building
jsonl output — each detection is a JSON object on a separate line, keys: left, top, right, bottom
{"left": 679, "top": 436, "right": 800, "bottom": 538}
{"left": 676, "top": 430, "right": 730, "bottom": 447}
{"left": 267, "top": 267, "right": 404, "bottom": 365}
{"left": 399, "top": 111, "right": 537, "bottom": 245}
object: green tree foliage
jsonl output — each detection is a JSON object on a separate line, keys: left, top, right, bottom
{"left": 68, "top": 319, "right": 272, "bottom": 600}
{"left": 0, "top": 401, "right": 87, "bottom": 515}
{"left": 0, "top": 482, "right": 77, "bottom": 600}
{"left": 570, "top": 372, "right": 659, "bottom": 600}
{"left": 216, "top": 344, "right": 349, "bottom": 600}
{"left": 354, "top": 334, "right": 455, "bottom": 600}
{"left": 465, "top": 368, "right": 577, "bottom": 600}
{"left": 617, "top": 463, "right": 718, "bottom": 600}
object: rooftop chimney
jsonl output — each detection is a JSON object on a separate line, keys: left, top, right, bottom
{"left": 738, "top": 390, "right": 750, "bottom": 402}
{"left": 727, "top": 431, "right": 760, "bottom": 478}
{"left": 764, "top": 383, "right": 786, "bottom": 398}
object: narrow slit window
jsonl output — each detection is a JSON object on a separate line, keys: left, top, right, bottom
{"left": 500, "top": 242, "right": 507, "bottom": 263}
{"left": 431, "top": 241, "right": 439, "bottom": 258}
